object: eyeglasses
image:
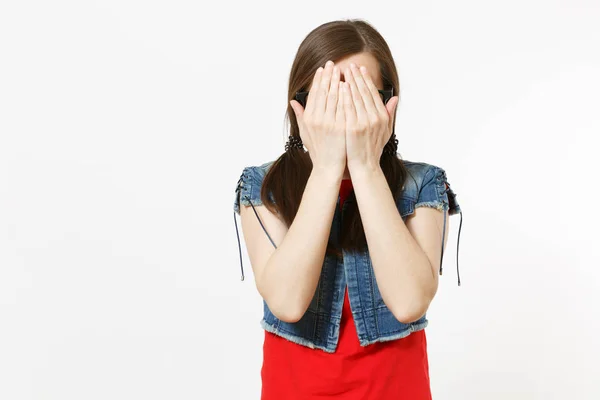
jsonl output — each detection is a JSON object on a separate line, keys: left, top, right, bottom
{"left": 294, "top": 87, "right": 393, "bottom": 109}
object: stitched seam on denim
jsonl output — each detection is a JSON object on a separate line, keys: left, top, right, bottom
{"left": 355, "top": 255, "right": 369, "bottom": 340}
{"left": 312, "top": 270, "right": 323, "bottom": 341}
{"left": 367, "top": 257, "right": 380, "bottom": 336}
{"left": 261, "top": 319, "right": 318, "bottom": 349}
{"left": 359, "top": 320, "right": 429, "bottom": 346}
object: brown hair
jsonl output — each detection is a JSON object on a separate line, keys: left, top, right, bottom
{"left": 260, "top": 19, "right": 411, "bottom": 253}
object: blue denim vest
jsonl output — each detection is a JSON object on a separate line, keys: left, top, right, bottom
{"left": 233, "top": 159, "right": 462, "bottom": 353}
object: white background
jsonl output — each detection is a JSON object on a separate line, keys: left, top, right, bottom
{"left": 1, "top": 1, "right": 599, "bottom": 399}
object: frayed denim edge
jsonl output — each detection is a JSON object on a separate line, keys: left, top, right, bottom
{"left": 260, "top": 318, "right": 429, "bottom": 353}
{"left": 416, "top": 200, "right": 461, "bottom": 216}
{"left": 260, "top": 319, "right": 336, "bottom": 353}
{"left": 359, "top": 320, "right": 429, "bottom": 346}
{"left": 415, "top": 201, "right": 446, "bottom": 212}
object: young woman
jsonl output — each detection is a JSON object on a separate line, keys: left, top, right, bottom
{"left": 233, "top": 19, "right": 462, "bottom": 400}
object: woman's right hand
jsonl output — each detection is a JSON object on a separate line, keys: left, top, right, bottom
{"left": 289, "top": 60, "right": 346, "bottom": 177}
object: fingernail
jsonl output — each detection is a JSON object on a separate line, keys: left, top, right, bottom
{"left": 360, "top": 66, "right": 367, "bottom": 74}
{"left": 326, "top": 60, "right": 334, "bottom": 67}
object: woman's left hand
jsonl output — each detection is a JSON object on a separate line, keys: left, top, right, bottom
{"left": 342, "top": 63, "right": 399, "bottom": 171}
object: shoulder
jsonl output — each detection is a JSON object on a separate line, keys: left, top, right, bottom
{"left": 401, "top": 158, "right": 444, "bottom": 180}
{"left": 256, "top": 160, "right": 276, "bottom": 176}
{"left": 400, "top": 158, "right": 445, "bottom": 195}
{"left": 400, "top": 158, "right": 461, "bottom": 216}
{"left": 239, "top": 160, "right": 276, "bottom": 185}
{"left": 233, "top": 159, "right": 277, "bottom": 215}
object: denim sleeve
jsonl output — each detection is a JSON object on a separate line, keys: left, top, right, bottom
{"left": 233, "top": 166, "right": 264, "bottom": 215}
{"left": 415, "top": 164, "right": 461, "bottom": 216}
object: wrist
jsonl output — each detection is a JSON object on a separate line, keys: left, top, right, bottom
{"left": 310, "top": 164, "right": 344, "bottom": 184}
{"left": 347, "top": 160, "right": 381, "bottom": 177}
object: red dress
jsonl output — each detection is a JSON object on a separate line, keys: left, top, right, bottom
{"left": 261, "top": 179, "right": 432, "bottom": 399}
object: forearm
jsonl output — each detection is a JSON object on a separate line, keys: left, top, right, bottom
{"left": 261, "top": 167, "right": 342, "bottom": 322}
{"left": 349, "top": 163, "right": 436, "bottom": 322}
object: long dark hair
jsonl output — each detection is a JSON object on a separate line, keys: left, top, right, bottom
{"left": 261, "top": 19, "right": 410, "bottom": 253}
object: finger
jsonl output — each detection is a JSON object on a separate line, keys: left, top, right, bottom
{"left": 345, "top": 65, "right": 366, "bottom": 123}
{"left": 386, "top": 95, "right": 399, "bottom": 132}
{"left": 305, "top": 66, "right": 323, "bottom": 114}
{"left": 325, "top": 65, "right": 340, "bottom": 119}
{"left": 335, "top": 81, "right": 345, "bottom": 124}
{"left": 289, "top": 99, "right": 304, "bottom": 122}
{"left": 351, "top": 64, "right": 378, "bottom": 118}
{"left": 360, "top": 65, "right": 388, "bottom": 116}
{"left": 342, "top": 82, "right": 356, "bottom": 127}
{"left": 315, "top": 60, "right": 334, "bottom": 114}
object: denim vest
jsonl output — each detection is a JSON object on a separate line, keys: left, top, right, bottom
{"left": 233, "top": 159, "right": 462, "bottom": 353}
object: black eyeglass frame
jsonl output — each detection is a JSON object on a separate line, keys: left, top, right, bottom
{"left": 294, "top": 87, "right": 394, "bottom": 109}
